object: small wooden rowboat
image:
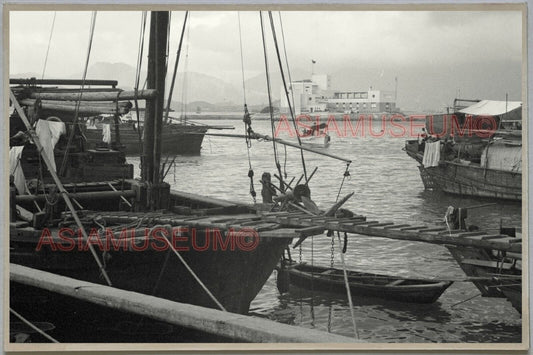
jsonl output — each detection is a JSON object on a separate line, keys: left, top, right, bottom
{"left": 286, "top": 263, "right": 453, "bottom": 304}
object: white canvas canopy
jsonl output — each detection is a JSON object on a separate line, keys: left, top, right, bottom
{"left": 459, "top": 100, "right": 522, "bottom": 116}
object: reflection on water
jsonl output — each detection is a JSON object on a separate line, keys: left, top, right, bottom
{"left": 128, "top": 119, "right": 522, "bottom": 343}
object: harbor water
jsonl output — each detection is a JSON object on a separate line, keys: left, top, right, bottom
{"left": 128, "top": 117, "right": 522, "bottom": 343}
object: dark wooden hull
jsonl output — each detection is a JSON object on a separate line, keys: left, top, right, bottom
{"left": 446, "top": 245, "right": 521, "bottom": 313}
{"left": 11, "top": 231, "right": 288, "bottom": 314}
{"left": 10, "top": 187, "right": 292, "bottom": 315}
{"left": 405, "top": 141, "right": 521, "bottom": 201}
{"left": 84, "top": 122, "right": 208, "bottom": 155}
{"left": 287, "top": 263, "right": 452, "bottom": 304}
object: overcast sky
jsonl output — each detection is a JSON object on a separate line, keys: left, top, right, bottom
{"left": 9, "top": 9, "right": 523, "bottom": 110}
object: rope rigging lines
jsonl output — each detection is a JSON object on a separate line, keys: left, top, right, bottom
{"left": 259, "top": 11, "right": 285, "bottom": 193}
{"left": 41, "top": 12, "right": 57, "bottom": 80}
{"left": 268, "top": 11, "right": 308, "bottom": 183}
{"left": 58, "top": 11, "right": 97, "bottom": 177}
{"left": 238, "top": 12, "right": 257, "bottom": 203}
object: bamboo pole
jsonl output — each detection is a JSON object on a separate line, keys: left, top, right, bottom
{"left": 204, "top": 132, "right": 352, "bottom": 163}
{"left": 15, "top": 189, "right": 136, "bottom": 203}
{"left": 28, "top": 89, "right": 156, "bottom": 101}
{"left": 10, "top": 78, "right": 117, "bottom": 86}
{"left": 9, "top": 90, "right": 112, "bottom": 286}
{"left": 10, "top": 264, "right": 356, "bottom": 343}
{"left": 19, "top": 99, "right": 131, "bottom": 115}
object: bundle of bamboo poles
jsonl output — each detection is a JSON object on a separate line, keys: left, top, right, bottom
{"left": 11, "top": 80, "right": 157, "bottom": 116}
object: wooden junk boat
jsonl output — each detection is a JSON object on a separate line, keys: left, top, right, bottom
{"left": 8, "top": 11, "right": 294, "bottom": 317}
{"left": 82, "top": 117, "right": 209, "bottom": 155}
{"left": 404, "top": 99, "right": 522, "bottom": 201}
{"left": 286, "top": 262, "right": 453, "bottom": 304}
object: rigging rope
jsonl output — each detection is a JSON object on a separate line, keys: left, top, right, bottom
{"left": 58, "top": 11, "right": 97, "bottom": 177}
{"left": 259, "top": 11, "right": 284, "bottom": 192}
{"left": 180, "top": 22, "right": 191, "bottom": 123}
{"left": 41, "top": 12, "right": 57, "bottom": 80}
{"left": 337, "top": 231, "right": 359, "bottom": 339}
{"left": 238, "top": 12, "right": 256, "bottom": 203}
{"left": 278, "top": 12, "right": 298, "bottom": 119}
{"left": 10, "top": 308, "right": 60, "bottom": 343}
{"left": 237, "top": 12, "right": 247, "bottom": 105}
{"left": 335, "top": 163, "right": 351, "bottom": 202}
{"left": 134, "top": 11, "right": 148, "bottom": 170}
{"left": 165, "top": 11, "right": 189, "bottom": 123}
{"left": 156, "top": 225, "right": 227, "bottom": 312}
{"left": 268, "top": 11, "right": 308, "bottom": 182}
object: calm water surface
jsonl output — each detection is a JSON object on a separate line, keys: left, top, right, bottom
{"left": 129, "top": 118, "right": 522, "bottom": 343}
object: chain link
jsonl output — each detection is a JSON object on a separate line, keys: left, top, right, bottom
{"left": 299, "top": 244, "right": 302, "bottom": 263}
{"left": 330, "top": 234, "right": 335, "bottom": 267}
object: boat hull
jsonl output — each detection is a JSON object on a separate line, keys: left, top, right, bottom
{"left": 84, "top": 123, "right": 208, "bottom": 155}
{"left": 446, "top": 245, "right": 521, "bottom": 313}
{"left": 405, "top": 142, "right": 521, "bottom": 201}
{"left": 423, "top": 162, "right": 521, "bottom": 201}
{"left": 287, "top": 263, "right": 452, "bottom": 304}
{"left": 11, "top": 228, "right": 289, "bottom": 314}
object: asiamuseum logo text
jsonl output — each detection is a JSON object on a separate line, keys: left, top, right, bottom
{"left": 36, "top": 227, "right": 260, "bottom": 252}
{"left": 274, "top": 114, "right": 498, "bottom": 138}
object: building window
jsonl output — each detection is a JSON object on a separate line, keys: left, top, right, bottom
{"left": 371, "top": 103, "right": 377, "bottom": 108}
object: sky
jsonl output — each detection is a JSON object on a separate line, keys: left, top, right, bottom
{"left": 9, "top": 9, "right": 523, "bottom": 111}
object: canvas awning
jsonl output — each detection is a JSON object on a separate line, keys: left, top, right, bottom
{"left": 459, "top": 100, "right": 522, "bottom": 116}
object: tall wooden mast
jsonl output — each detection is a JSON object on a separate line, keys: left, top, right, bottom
{"left": 142, "top": 11, "right": 170, "bottom": 210}
{"left": 143, "top": 11, "right": 169, "bottom": 186}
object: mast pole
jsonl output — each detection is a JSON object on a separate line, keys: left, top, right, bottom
{"left": 143, "top": 11, "right": 169, "bottom": 187}
{"left": 142, "top": 14, "right": 156, "bottom": 183}
{"left": 152, "top": 11, "right": 169, "bottom": 186}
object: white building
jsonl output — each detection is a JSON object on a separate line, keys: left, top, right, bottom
{"left": 280, "top": 74, "right": 330, "bottom": 113}
{"left": 327, "top": 89, "right": 396, "bottom": 113}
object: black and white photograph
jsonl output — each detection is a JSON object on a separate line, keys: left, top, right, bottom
{"left": 4, "top": 2, "right": 527, "bottom": 351}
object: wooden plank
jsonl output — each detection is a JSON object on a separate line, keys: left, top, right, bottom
{"left": 418, "top": 227, "right": 448, "bottom": 232}
{"left": 386, "top": 279, "right": 405, "bottom": 286}
{"left": 371, "top": 223, "right": 395, "bottom": 227}
{"left": 10, "top": 264, "right": 355, "bottom": 343}
{"left": 460, "top": 259, "right": 516, "bottom": 270}
{"left": 383, "top": 224, "right": 411, "bottom": 229}
{"left": 480, "top": 235, "right": 508, "bottom": 240}
{"left": 10, "top": 221, "right": 29, "bottom": 228}
{"left": 296, "top": 226, "right": 326, "bottom": 237}
{"left": 258, "top": 212, "right": 522, "bottom": 252}
{"left": 508, "top": 238, "right": 523, "bottom": 244}
{"left": 456, "top": 231, "right": 488, "bottom": 238}
{"left": 399, "top": 225, "right": 428, "bottom": 231}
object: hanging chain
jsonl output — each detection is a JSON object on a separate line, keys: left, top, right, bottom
{"left": 299, "top": 244, "right": 302, "bottom": 263}
{"left": 330, "top": 234, "right": 335, "bottom": 267}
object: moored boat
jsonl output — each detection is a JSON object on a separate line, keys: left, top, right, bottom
{"left": 8, "top": 11, "right": 294, "bottom": 318}
{"left": 82, "top": 115, "right": 209, "bottom": 155}
{"left": 286, "top": 262, "right": 453, "bottom": 304}
{"left": 404, "top": 99, "right": 522, "bottom": 201}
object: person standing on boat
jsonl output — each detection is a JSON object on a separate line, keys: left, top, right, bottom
{"left": 260, "top": 172, "right": 277, "bottom": 203}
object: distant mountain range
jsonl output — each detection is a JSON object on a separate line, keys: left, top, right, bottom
{"left": 12, "top": 60, "right": 521, "bottom": 113}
